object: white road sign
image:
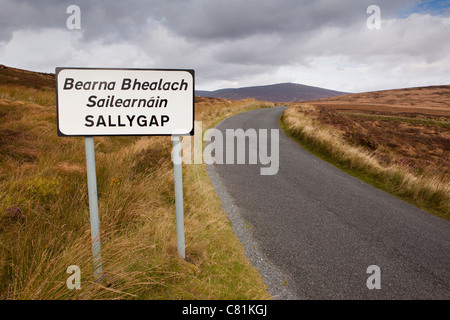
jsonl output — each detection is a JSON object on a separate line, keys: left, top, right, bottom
{"left": 56, "top": 68, "right": 194, "bottom": 136}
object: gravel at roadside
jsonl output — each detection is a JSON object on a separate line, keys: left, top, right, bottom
{"left": 207, "top": 164, "right": 300, "bottom": 300}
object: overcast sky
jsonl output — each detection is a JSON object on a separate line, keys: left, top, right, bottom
{"left": 0, "top": 0, "right": 449, "bottom": 93}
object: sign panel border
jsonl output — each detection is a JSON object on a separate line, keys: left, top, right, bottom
{"left": 56, "top": 67, "right": 195, "bottom": 137}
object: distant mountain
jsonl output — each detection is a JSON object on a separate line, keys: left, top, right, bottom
{"left": 196, "top": 82, "right": 350, "bottom": 102}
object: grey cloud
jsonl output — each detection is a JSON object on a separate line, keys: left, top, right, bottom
{"left": 1, "top": 0, "right": 448, "bottom": 92}
{"left": 1, "top": 0, "right": 419, "bottom": 43}
{"left": 153, "top": 0, "right": 366, "bottom": 40}
{"left": 0, "top": 0, "right": 158, "bottom": 43}
{"left": 145, "top": 0, "right": 420, "bottom": 41}
{"left": 0, "top": 0, "right": 66, "bottom": 42}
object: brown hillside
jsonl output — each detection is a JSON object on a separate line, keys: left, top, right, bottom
{"left": 302, "top": 85, "right": 450, "bottom": 117}
{"left": 285, "top": 84, "right": 450, "bottom": 218}
{"left": 0, "top": 65, "right": 55, "bottom": 90}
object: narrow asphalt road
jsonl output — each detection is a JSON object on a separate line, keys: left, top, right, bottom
{"left": 208, "top": 107, "right": 450, "bottom": 299}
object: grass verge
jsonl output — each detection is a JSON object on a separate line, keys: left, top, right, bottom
{"left": 280, "top": 105, "right": 449, "bottom": 221}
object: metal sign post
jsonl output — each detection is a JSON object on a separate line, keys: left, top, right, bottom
{"left": 172, "top": 135, "right": 186, "bottom": 259}
{"left": 84, "top": 136, "right": 103, "bottom": 280}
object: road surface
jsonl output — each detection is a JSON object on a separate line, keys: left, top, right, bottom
{"left": 208, "top": 107, "right": 450, "bottom": 299}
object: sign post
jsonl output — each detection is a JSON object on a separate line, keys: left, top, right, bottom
{"left": 172, "top": 135, "right": 185, "bottom": 259}
{"left": 56, "top": 68, "right": 194, "bottom": 277}
{"left": 84, "top": 136, "right": 103, "bottom": 280}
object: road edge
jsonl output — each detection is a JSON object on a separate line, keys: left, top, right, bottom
{"left": 206, "top": 110, "right": 300, "bottom": 300}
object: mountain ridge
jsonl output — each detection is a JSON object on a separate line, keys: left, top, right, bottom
{"left": 196, "top": 82, "right": 350, "bottom": 102}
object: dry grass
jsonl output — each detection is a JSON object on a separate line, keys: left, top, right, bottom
{"left": 281, "top": 90, "right": 450, "bottom": 220}
{"left": 0, "top": 74, "right": 273, "bottom": 300}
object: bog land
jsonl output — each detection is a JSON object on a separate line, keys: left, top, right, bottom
{"left": 281, "top": 85, "right": 450, "bottom": 220}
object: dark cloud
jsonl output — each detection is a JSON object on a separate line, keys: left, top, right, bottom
{"left": 0, "top": 0, "right": 155, "bottom": 43}
{"left": 1, "top": 0, "right": 419, "bottom": 42}
{"left": 0, "top": 0, "right": 66, "bottom": 42}
{"left": 149, "top": 0, "right": 421, "bottom": 40}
